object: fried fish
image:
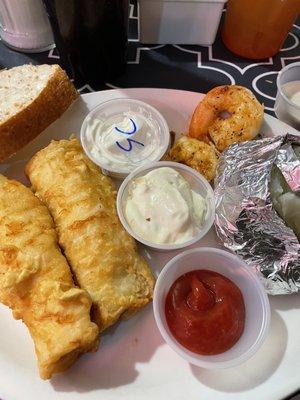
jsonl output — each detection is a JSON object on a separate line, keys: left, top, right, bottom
{"left": 26, "top": 138, "right": 155, "bottom": 332}
{"left": 0, "top": 174, "right": 99, "bottom": 379}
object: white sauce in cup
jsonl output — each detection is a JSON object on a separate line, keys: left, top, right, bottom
{"left": 124, "top": 167, "right": 206, "bottom": 244}
{"left": 81, "top": 99, "right": 170, "bottom": 179}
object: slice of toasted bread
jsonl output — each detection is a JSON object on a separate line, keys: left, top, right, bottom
{"left": 0, "top": 64, "right": 78, "bottom": 162}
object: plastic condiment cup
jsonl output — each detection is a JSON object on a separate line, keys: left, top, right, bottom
{"left": 80, "top": 98, "right": 170, "bottom": 179}
{"left": 116, "top": 161, "right": 215, "bottom": 251}
{"left": 153, "top": 247, "right": 270, "bottom": 369}
{"left": 274, "top": 62, "right": 300, "bottom": 131}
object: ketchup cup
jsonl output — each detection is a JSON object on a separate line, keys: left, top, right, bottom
{"left": 153, "top": 247, "right": 270, "bottom": 369}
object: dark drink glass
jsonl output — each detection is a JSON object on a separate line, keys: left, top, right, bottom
{"left": 43, "top": 0, "right": 128, "bottom": 86}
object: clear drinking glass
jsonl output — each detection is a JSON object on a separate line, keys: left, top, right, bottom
{"left": 0, "top": 0, "right": 54, "bottom": 52}
{"left": 43, "top": 0, "right": 129, "bottom": 86}
{"left": 274, "top": 62, "right": 300, "bottom": 130}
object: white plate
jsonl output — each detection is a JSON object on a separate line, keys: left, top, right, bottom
{"left": 0, "top": 88, "right": 299, "bottom": 400}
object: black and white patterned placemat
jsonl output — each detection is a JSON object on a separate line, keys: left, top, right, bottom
{"left": 0, "top": 1, "right": 299, "bottom": 118}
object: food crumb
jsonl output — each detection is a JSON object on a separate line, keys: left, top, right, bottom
{"left": 170, "top": 131, "right": 176, "bottom": 148}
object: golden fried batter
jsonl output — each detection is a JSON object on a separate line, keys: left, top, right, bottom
{"left": 0, "top": 174, "right": 99, "bottom": 379}
{"left": 26, "top": 138, "right": 155, "bottom": 332}
{"left": 169, "top": 136, "right": 218, "bottom": 182}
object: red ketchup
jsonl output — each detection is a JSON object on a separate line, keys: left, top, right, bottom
{"left": 165, "top": 270, "right": 245, "bottom": 355}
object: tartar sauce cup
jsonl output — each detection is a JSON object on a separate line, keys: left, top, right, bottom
{"left": 153, "top": 247, "right": 271, "bottom": 369}
{"left": 80, "top": 98, "right": 170, "bottom": 179}
{"left": 116, "top": 161, "right": 215, "bottom": 251}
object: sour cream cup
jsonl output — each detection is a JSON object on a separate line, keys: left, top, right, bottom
{"left": 274, "top": 62, "right": 300, "bottom": 130}
{"left": 80, "top": 98, "right": 170, "bottom": 179}
{"left": 117, "top": 161, "right": 215, "bottom": 251}
{"left": 153, "top": 247, "right": 271, "bottom": 369}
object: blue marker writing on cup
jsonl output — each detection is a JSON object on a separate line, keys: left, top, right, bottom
{"left": 115, "top": 118, "right": 144, "bottom": 152}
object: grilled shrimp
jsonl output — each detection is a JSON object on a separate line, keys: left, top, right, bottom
{"left": 189, "top": 85, "right": 264, "bottom": 152}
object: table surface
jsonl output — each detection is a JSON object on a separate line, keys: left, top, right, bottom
{"left": 0, "top": 1, "right": 299, "bottom": 118}
{"left": 0, "top": 2, "right": 299, "bottom": 399}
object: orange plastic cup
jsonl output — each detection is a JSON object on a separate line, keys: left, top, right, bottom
{"left": 222, "top": 0, "right": 300, "bottom": 59}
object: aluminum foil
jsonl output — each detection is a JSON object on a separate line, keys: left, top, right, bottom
{"left": 214, "top": 135, "right": 300, "bottom": 295}
{"left": 275, "top": 137, "right": 300, "bottom": 193}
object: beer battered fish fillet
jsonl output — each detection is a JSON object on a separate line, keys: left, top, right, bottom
{"left": 26, "top": 138, "right": 155, "bottom": 332}
{"left": 0, "top": 174, "right": 99, "bottom": 379}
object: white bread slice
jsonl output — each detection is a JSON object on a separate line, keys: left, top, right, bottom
{"left": 0, "top": 64, "right": 78, "bottom": 162}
